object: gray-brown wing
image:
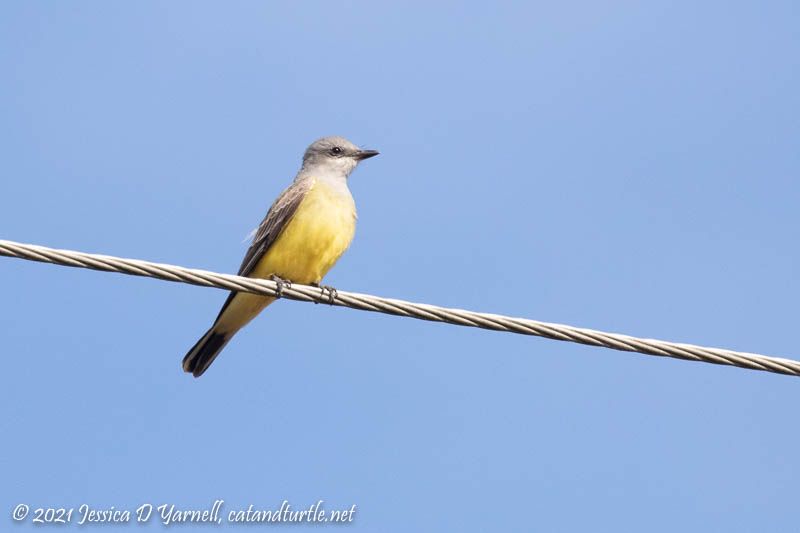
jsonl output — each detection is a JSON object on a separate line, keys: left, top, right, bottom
{"left": 236, "top": 176, "right": 314, "bottom": 277}
{"left": 212, "top": 177, "right": 313, "bottom": 324}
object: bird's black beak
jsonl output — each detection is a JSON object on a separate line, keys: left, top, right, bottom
{"left": 354, "top": 149, "right": 380, "bottom": 160}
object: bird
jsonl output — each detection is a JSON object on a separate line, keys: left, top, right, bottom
{"left": 182, "top": 136, "right": 379, "bottom": 377}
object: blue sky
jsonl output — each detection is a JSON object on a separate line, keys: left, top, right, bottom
{"left": 1, "top": 1, "right": 799, "bottom": 531}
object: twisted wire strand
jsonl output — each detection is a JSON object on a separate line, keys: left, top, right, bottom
{"left": 1, "top": 238, "right": 797, "bottom": 377}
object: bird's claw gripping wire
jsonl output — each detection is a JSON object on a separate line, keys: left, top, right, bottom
{"left": 311, "top": 282, "right": 338, "bottom": 305}
{"left": 269, "top": 274, "right": 292, "bottom": 299}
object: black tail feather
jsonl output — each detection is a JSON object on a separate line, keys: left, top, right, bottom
{"left": 182, "top": 328, "right": 231, "bottom": 378}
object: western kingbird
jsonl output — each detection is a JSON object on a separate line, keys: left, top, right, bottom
{"left": 182, "top": 136, "right": 379, "bottom": 377}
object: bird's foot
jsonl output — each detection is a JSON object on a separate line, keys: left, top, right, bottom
{"left": 269, "top": 274, "right": 292, "bottom": 299}
{"left": 311, "top": 282, "right": 338, "bottom": 305}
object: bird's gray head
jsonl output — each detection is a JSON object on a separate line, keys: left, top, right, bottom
{"left": 299, "top": 136, "right": 379, "bottom": 178}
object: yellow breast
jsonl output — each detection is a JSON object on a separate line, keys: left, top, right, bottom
{"left": 251, "top": 178, "right": 357, "bottom": 285}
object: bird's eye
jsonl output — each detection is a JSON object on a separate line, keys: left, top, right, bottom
{"left": 331, "top": 146, "right": 342, "bottom": 155}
